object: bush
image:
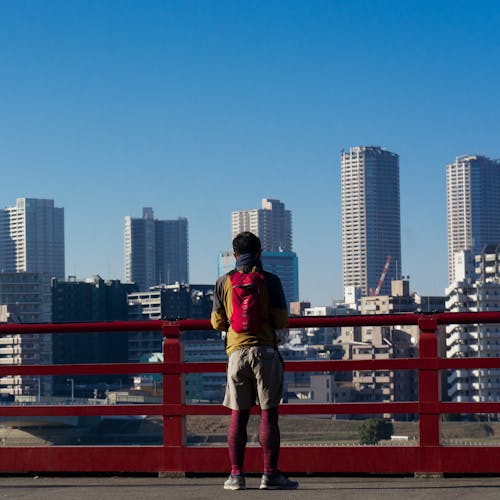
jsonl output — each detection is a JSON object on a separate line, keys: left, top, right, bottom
{"left": 358, "top": 418, "right": 394, "bottom": 445}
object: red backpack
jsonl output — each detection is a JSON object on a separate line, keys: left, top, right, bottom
{"left": 229, "top": 270, "right": 265, "bottom": 334}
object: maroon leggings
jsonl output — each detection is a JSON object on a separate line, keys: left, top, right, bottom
{"left": 228, "top": 407, "right": 280, "bottom": 475}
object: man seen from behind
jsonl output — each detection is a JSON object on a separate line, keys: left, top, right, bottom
{"left": 211, "top": 231, "right": 299, "bottom": 490}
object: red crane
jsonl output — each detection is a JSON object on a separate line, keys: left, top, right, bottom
{"left": 369, "top": 255, "right": 392, "bottom": 296}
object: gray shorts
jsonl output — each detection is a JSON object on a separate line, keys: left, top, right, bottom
{"left": 223, "top": 346, "right": 284, "bottom": 410}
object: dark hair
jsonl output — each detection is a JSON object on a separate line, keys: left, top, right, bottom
{"left": 232, "top": 231, "right": 262, "bottom": 256}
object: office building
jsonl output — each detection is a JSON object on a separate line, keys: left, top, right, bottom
{"left": 51, "top": 276, "right": 137, "bottom": 396}
{"left": 341, "top": 146, "right": 401, "bottom": 298}
{"left": 446, "top": 155, "right": 500, "bottom": 283}
{"left": 0, "top": 198, "right": 64, "bottom": 279}
{"left": 229, "top": 198, "right": 298, "bottom": 304}
{"left": 124, "top": 208, "right": 188, "bottom": 291}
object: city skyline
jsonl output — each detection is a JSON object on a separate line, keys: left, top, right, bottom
{"left": 1, "top": 147, "right": 499, "bottom": 306}
{"left": 1, "top": 2, "right": 500, "bottom": 305}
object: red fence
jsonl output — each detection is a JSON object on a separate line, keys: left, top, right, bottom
{"left": 1, "top": 312, "right": 500, "bottom": 474}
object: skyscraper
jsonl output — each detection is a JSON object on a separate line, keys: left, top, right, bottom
{"left": 446, "top": 155, "right": 500, "bottom": 283}
{"left": 0, "top": 198, "right": 65, "bottom": 279}
{"left": 124, "top": 208, "right": 188, "bottom": 291}
{"left": 0, "top": 198, "right": 63, "bottom": 398}
{"left": 229, "top": 198, "right": 298, "bottom": 304}
{"left": 232, "top": 198, "right": 292, "bottom": 252}
{"left": 341, "top": 146, "right": 401, "bottom": 298}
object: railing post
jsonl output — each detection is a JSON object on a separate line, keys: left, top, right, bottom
{"left": 162, "top": 321, "right": 186, "bottom": 459}
{"left": 417, "top": 316, "right": 441, "bottom": 476}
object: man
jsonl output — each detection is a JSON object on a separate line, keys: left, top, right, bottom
{"left": 211, "top": 231, "right": 299, "bottom": 491}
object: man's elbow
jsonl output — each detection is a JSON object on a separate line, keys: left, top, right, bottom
{"left": 271, "top": 309, "right": 289, "bottom": 330}
{"left": 211, "top": 311, "right": 227, "bottom": 331}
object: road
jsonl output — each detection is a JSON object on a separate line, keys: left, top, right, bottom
{"left": 0, "top": 475, "right": 500, "bottom": 499}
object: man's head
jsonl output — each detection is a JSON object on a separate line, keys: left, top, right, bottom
{"left": 232, "top": 231, "right": 262, "bottom": 257}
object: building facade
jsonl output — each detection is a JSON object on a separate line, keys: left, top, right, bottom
{"left": 446, "top": 244, "right": 500, "bottom": 403}
{"left": 229, "top": 198, "right": 298, "bottom": 304}
{"left": 127, "top": 283, "right": 223, "bottom": 402}
{"left": 232, "top": 198, "right": 292, "bottom": 252}
{"left": 124, "top": 208, "right": 188, "bottom": 291}
{"left": 341, "top": 146, "right": 401, "bottom": 298}
{"left": 0, "top": 198, "right": 64, "bottom": 279}
{"left": 218, "top": 249, "right": 299, "bottom": 306}
{"left": 51, "top": 276, "right": 137, "bottom": 396}
{"left": 127, "top": 283, "right": 214, "bottom": 362}
{"left": 0, "top": 272, "right": 52, "bottom": 397}
{"left": 446, "top": 155, "right": 500, "bottom": 283}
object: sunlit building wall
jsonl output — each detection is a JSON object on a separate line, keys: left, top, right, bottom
{"left": 341, "top": 146, "right": 401, "bottom": 298}
{"left": 446, "top": 155, "right": 500, "bottom": 284}
{"left": 124, "top": 207, "right": 189, "bottom": 291}
{"left": 0, "top": 198, "right": 64, "bottom": 279}
{"left": 230, "top": 198, "right": 298, "bottom": 303}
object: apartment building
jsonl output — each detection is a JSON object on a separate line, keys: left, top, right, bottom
{"left": 446, "top": 155, "right": 500, "bottom": 284}
{"left": 124, "top": 208, "right": 188, "bottom": 291}
{"left": 341, "top": 146, "right": 401, "bottom": 298}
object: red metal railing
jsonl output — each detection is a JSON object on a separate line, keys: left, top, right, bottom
{"left": 1, "top": 312, "right": 500, "bottom": 474}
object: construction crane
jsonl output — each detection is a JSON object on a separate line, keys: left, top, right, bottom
{"left": 369, "top": 255, "right": 392, "bottom": 296}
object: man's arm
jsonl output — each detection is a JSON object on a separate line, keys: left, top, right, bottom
{"left": 210, "top": 275, "right": 229, "bottom": 331}
{"left": 266, "top": 273, "right": 289, "bottom": 330}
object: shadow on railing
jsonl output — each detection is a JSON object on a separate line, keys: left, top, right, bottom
{"left": 0, "top": 312, "right": 500, "bottom": 474}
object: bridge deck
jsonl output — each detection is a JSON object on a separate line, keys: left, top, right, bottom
{"left": 1, "top": 475, "right": 500, "bottom": 499}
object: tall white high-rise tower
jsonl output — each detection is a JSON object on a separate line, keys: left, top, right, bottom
{"left": 341, "top": 146, "right": 401, "bottom": 298}
{"left": 232, "top": 198, "right": 292, "bottom": 252}
{"left": 229, "top": 198, "right": 298, "bottom": 303}
{"left": 446, "top": 155, "right": 500, "bottom": 283}
{"left": 0, "top": 198, "right": 61, "bottom": 398}
{"left": 0, "top": 198, "right": 65, "bottom": 278}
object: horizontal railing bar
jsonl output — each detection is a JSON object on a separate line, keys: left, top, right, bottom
{"left": 0, "top": 319, "right": 213, "bottom": 335}
{"left": 179, "top": 402, "right": 419, "bottom": 415}
{"left": 3, "top": 357, "right": 500, "bottom": 376}
{"left": 288, "top": 311, "right": 500, "bottom": 328}
{"left": 0, "top": 310, "right": 499, "bottom": 336}
{"left": 0, "top": 404, "right": 164, "bottom": 417}
{"left": 0, "top": 320, "right": 164, "bottom": 334}
{"left": 0, "top": 363, "right": 165, "bottom": 376}
{"left": 439, "top": 401, "right": 500, "bottom": 413}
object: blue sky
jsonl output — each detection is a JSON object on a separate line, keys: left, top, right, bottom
{"left": 1, "top": 1, "right": 499, "bottom": 306}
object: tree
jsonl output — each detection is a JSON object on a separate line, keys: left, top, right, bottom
{"left": 358, "top": 418, "right": 394, "bottom": 445}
